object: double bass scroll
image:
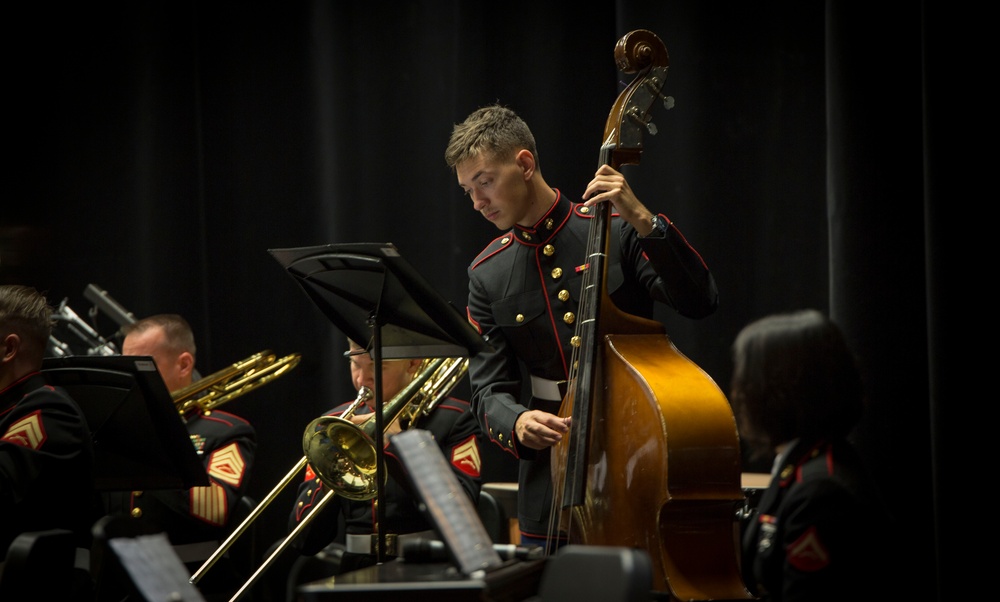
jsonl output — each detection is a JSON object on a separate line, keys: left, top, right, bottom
{"left": 549, "top": 29, "right": 752, "bottom": 601}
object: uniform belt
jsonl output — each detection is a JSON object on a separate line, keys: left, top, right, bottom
{"left": 345, "top": 530, "right": 436, "bottom": 556}
{"left": 172, "top": 540, "right": 221, "bottom": 563}
{"left": 531, "top": 375, "right": 567, "bottom": 401}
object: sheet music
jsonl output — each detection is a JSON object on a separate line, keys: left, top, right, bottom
{"left": 108, "top": 533, "right": 206, "bottom": 601}
{"left": 390, "top": 429, "right": 504, "bottom": 575}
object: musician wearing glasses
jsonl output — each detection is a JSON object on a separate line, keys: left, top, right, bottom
{"left": 285, "top": 338, "right": 482, "bottom": 582}
{"left": 104, "top": 314, "right": 257, "bottom": 601}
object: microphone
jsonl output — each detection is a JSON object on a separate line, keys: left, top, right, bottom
{"left": 52, "top": 299, "right": 118, "bottom": 356}
{"left": 401, "top": 538, "right": 544, "bottom": 563}
{"left": 84, "top": 283, "right": 137, "bottom": 327}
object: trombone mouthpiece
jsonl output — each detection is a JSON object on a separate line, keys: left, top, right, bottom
{"left": 340, "top": 386, "right": 374, "bottom": 418}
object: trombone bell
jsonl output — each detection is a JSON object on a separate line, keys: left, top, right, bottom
{"left": 303, "top": 415, "right": 379, "bottom": 501}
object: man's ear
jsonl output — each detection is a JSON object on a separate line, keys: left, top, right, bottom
{"left": 177, "top": 351, "right": 196, "bottom": 379}
{"left": 515, "top": 149, "right": 536, "bottom": 180}
{"left": 1, "top": 333, "right": 19, "bottom": 363}
{"left": 407, "top": 358, "right": 423, "bottom": 376}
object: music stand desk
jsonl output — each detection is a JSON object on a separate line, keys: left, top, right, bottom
{"left": 296, "top": 558, "right": 546, "bottom": 602}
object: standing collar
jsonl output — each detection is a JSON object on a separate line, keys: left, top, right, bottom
{"left": 0, "top": 371, "right": 46, "bottom": 413}
{"left": 511, "top": 189, "right": 574, "bottom": 246}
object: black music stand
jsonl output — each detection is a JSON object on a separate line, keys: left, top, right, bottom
{"left": 269, "top": 242, "right": 490, "bottom": 563}
{"left": 389, "top": 429, "right": 504, "bottom": 574}
{"left": 42, "top": 355, "right": 208, "bottom": 491}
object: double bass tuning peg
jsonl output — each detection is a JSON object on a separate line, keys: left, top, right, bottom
{"left": 627, "top": 107, "right": 658, "bottom": 136}
{"left": 644, "top": 77, "right": 675, "bottom": 110}
{"left": 626, "top": 77, "right": 676, "bottom": 136}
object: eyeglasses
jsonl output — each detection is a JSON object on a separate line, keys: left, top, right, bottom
{"left": 345, "top": 348, "right": 406, "bottom": 370}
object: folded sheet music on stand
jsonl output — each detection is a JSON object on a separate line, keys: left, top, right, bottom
{"left": 107, "top": 532, "right": 206, "bottom": 602}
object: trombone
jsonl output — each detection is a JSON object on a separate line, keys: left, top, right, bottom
{"left": 172, "top": 350, "right": 302, "bottom": 415}
{"left": 190, "top": 356, "right": 469, "bottom": 601}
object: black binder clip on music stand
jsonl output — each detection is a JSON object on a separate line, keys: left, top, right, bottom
{"left": 269, "top": 242, "right": 490, "bottom": 563}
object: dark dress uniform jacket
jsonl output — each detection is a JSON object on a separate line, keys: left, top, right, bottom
{"left": 289, "top": 396, "right": 482, "bottom": 561}
{"left": 741, "top": 438, "right": 897, "bottom": 602}
{"left": 465, "top": 190, "right": 718, "bottom": 537}
{"left": 104, "top": 409, "right": 256, "bottom": 545}
{"left": 0, "top": 372, "right": 99, "bottom": 559}
{"left": 102, "top": 407, "right": 256, "bottom": 601}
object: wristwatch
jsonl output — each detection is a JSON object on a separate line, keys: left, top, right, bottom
{"left": 644, "top": 214, "right": 668, "bottom": 238}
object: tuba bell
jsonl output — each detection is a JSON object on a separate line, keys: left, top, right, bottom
{"left": 171, "top": 349, "right": 301, "bottom": 415}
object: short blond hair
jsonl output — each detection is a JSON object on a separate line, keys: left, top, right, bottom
{"left": 444, "top": 103, "right": 538, "bottom": 170}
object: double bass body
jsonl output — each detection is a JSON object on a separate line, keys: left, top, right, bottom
{"left": 580, "top": 333, "right": 748, "bottom": 600}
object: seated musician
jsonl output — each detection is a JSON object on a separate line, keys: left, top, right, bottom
{"left": 0, "top": 285, "right": 101, "bottom": 598}
{"left": 103, "top": 314, "right": 257, "bottom": 601}
{"left": 285, "top": 338, "right": 482, "bottom": 586}
{"left": 730, "top": 310, "right": 899, "bottom": 601}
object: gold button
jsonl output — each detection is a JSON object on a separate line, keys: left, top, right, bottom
{"left": 563, "top": 312, "right": 575, "bottom": 325}
{"left": 543, "top": 244, "right": 555, "bottom": 256}
{"left": 515, "top": 314, "right": 525, "bottom": 323}
{"left": 545, "top": 218, "right": 554, "bottom": 230}
{"left": 297, "top": 501, "right": 304, "bottom": 508}
{"left": 551, "top": 267, "right": 563, "bottom": 279}
{"left": 579, "top": 206, "right": 590, "bottom": 214}
{"left": 571, "top": 336, "right": 581, "bottom": 347}
{"left": 131, "top": 508, "right": 142, "bottom": 519}
{"left": 133, "top": 490, "right": 143, "bottom": 497}
{"left": 502, "top": 237, "right": 510, "bottom": 244}
{"left": 558, "top": 289, "right": 570, "bottom": 302}
{"left": 521, "top": 232, "right": 532, "bottom": 241}
{"left": 498, "top": 433, "right": 505, "bottom": 443}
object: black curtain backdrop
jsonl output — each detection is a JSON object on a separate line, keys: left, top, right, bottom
{"left": 5, "top": 2, "right": 954, "bottom": 600}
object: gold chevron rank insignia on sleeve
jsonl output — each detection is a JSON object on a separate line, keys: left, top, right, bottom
{"left": 451, "top": 435, "right": 482, "bottom": 478}
{"left": 207, "top": 442, "right": 246, "bottom": 487}
{"left": 1, "top": 411, "right": 46, "bottom": 449}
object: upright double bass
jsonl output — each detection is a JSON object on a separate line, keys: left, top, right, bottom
{"left": 549, "top": 29, "right": 752, "bottom": 600}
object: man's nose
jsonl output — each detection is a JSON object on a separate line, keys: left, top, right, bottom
{"left": 470, "top": 191, "right": 488, "bottom": 211}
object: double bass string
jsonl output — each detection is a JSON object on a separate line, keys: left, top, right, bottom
{"left": 547, "top": 145, "right": 612, "bottom": 548}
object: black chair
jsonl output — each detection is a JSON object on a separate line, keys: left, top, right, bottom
{"left": 90, "top": 513, "right": 209, "bottom": 602}
{"left": 477, "top": 489, "right": 509, "bottom": 544}
{"left": 0, "top": 528, "right": 92, "bottom": 600}
{"left": 534, "top": 545, "right": 652, "bottom": 602}
{"left": 225, "top": 495, "right": 260, "bottom": 583}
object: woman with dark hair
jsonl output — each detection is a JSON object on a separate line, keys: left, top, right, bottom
{"left": 731, "top": 309, "right": 897, "bottom": 602}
